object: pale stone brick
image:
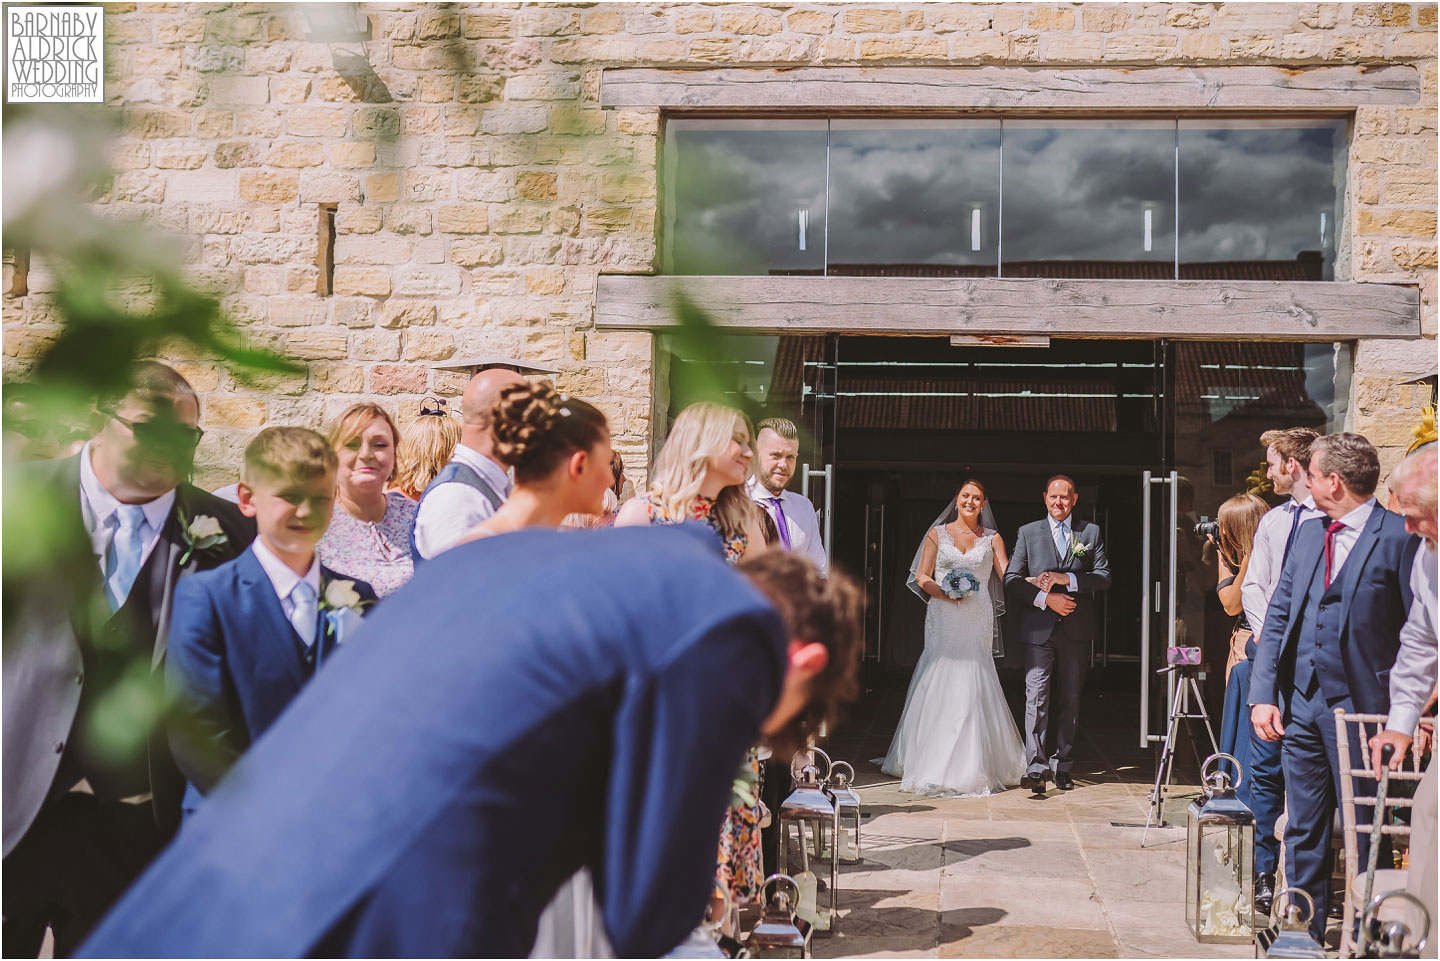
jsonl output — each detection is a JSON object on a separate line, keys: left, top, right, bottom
{"left": 312, "top": 363, "right": 366, "bottom": 393}
{"left": 387, "top": 206, "right": 433, "bottom": 236}
{"left": 336, "top": 205, "right": 382, "bottom": 234}
{"left": 402, "top": 329, "right": 456, "bottom": 361}
{"left": 1029, "top": 7, "right": 1077, "bottom": 30}
{"left": 860, "top": 36, "right": 948, "bottom": 59}
{"left": 929, "top": 7, "right": 991, "bottom": 32}
{"left": 951, "top": 32, "right": 1011, "bottom": 62}
{"left": 443, "top": 107, "right": 482, "bottom": 138}
{"left": 247, "top": 44, "right": 292, "bottom": 74}
{"left": 643, "top": 38, "right": 689, "bottom": 62}
{"left": 462, "top": 13, "right": 511, "bottom": 39}
{"left": 616, "top": 109, "right": 659, "bottom": 136}
{"left": 204, "top": 396, "right": 266, "bottom": 429}
{"left": 583, "top": 10, "right": 623, "bottom": 33}
{"left": 687, "top": 37, "right": 736, "bottom": 62}
{"left": 1354, "top": 138, "right": 1431, "bottom": 164}
{"left": 437, "top": 206, "right": 489, "bottom": 234}
{"left": 299, "top": 173, "right": 362, "bottom": 204}
{"left": 481, "top": 106, "right": 549, "bottom": 135}
{"left": 1357, "top": 207, "right": 1438, "bottom": 235}
{"left": 457, "top": 170, "right": 514, "bottom": 203}
{"left": 844, "top": 8, "right": 903, "bottom": 32}
{"left": 1420, "top": 4, "right": 1438, "bottom": 26}
{"left": 551, "top": 36, "right": 639, "bottom": 63}
{"left": 451, "top": 238, "right": 506, "bottom": 267}
{"left": 458, "top": 75, "right": 505, "bottom": 103}
{"left": 286, "top": 107, "right": 347, "bottom": 138}
{"left": 268, "top": 297, "right": 331, "bottom": 328}
{"left": 370, "top": 364, "right": 427, "bottom": 395}
{"left": 516, "top": 172, "right": 559, "bottom": 201}
{"left": 1353, "top": 3, "right": 1414, "bottom": 26}
{"left": 333, "top": 299, "right": 374, "bottom": 328}
{"left": 1390, "top": 31, "right": 1439, "bottom": 56}
{"left": 1392, "top": 243, "right": 1439, "bottom": 269}
{"left": 1165, "top": 5, "right": 1213, "bottom": 28}
{"left": 1103, "top": 34, "right": 1180, "bottom": 61}
{"left": 333, "top": 266, "right": 392, "bottom": 297}
{"left": 166, "top": 171, "right": 237, "bottom": 204}
{"left": 210, "top": 75, "right": 270, "bottom": 106}
{"left": 208, "top": 16, "right": 264, "bottom": 44}
{"left": 153, "top": 141, "right": 207, "bottom": 169}
{"left": 493, "top": 206, "right": 548, "bottom": 234}
{"left": 132, "top": 46, "right": 185, "bottom": 75}
{"left": 506, "top": 74, "right": 580, "bottom": 100}
{"left": 1358, "top": 168, "right": 1383, "bottom": 205}
{"left": 232, "top": 234, "right": 316, "bottom": 265}
{"left": 352, "top": 108, "right": 400, "bottom": 140}
{"left": 126, "top": 108, "right": 190, "bottom": 139}
{"left": 194, "top": 110, "right": 234, "bottom": 139}
{"left": 676, "top": 9, "right": 715, "bottom": 33}
{"left": 721, "top": 10, "right": 783, "bottom": 34}
{"left": 1082, "top": 5, "right": 1132, "bottom": 31}
{"left": 1180, "top": 32, "right": 1227, "bottom": 59}
{"left": 550, "top": 106, "right": 606, "bottom": 135}
{"left": 156, "top": 17, "right": 206, "bottom": 43}
{"left": 263, "top": 142, "right": 324, "bottom": 168}
{"left": 418, "top": 12, "right": 460, "bottom": 40}
{"left": 519, "top": 10, "right": 578, "bottom": 36}
{"left": 329, "top": 142, "right": 376, "bottom": 169}
{"left": 380, "top": 302, "right": 437, "bottom": 329}
{"left": 336, "top": 235, "right": 414, "bottom": 265}
{"left": 393, "top": 265, "right": 463, "bottom": 297}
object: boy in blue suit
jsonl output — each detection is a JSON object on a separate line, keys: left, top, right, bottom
{"left": 166, "top": 427, "right": 375, "bottom": 809}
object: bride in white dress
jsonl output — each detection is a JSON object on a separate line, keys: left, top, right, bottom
{"left": 882, "top": 480, "right": 1026, "bottom": 797}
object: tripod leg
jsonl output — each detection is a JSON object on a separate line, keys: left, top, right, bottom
{"left": 1147, "top": 683, "right": 1186, "bottom": 832}
{"left": 1191, "top": 677, "right": 1221, "bottom": 756}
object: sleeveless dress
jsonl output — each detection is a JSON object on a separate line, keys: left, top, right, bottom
{"left": 881, "top": 528, "right": 1026, "bottom": 797}
{"left": 636, "top": 492, "right": 760, "bottom": 904}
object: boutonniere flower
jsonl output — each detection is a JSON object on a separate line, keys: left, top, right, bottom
{"left": 1069, "top": 532, "right": 1088, "bottom": 559}
{"left": 320, "top": 579, "right": 371, "bottom": 647}
{"left": 178, "top": 513, "right": 228, "bottom": 566}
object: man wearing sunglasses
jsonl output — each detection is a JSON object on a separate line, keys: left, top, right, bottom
{"left": 3, "top": 361, "right": 254, "bottom": 957}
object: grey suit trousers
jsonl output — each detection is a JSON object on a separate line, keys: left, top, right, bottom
{"left": 1023, "top": 629, "right": 1087, "bottom": 777}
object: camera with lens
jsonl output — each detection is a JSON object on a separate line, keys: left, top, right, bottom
{"left": 1194, "top": 520, "right": 1220, "bottom": 539}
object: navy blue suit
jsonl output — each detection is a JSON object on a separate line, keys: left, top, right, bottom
{"left": 165, "top": 548, "right": 376, "bottom": 802}
{"left": 82, "top": 525, "right": 787, "bottom": 959}
{"left": 1248, "top": 503, "right": 1416, "bottom": 938}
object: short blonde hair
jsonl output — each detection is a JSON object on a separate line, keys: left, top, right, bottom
{"left": 242, "top": 427, "right": 336, "bottom": 486}
{"left": 392, "top": 410, "right": 462, "bottom": 499}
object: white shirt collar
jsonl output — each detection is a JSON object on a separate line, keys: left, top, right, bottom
{"left": 1290, "top": 493, "right": 1318, "bottom": 512}
{"left": 251, "top": 537, "right": 321, "bottom": 603}
{"left": 78, "top": 440, "right": 176, "bottom": 537}
{"left": 746, "top": 477, "right": 792, "bottom": 502}
{"left": 1048, "top": 513, "right": 1073, "bottom": 533}
{"left": 1334, "top": 497, "right": 1376, "bottom": 532}
{"left": 451, "top": 443, "right": 511, "bottom": 496}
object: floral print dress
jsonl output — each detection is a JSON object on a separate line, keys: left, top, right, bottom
{"left": 637, "top": 492, "right": 761, "bottom": 903}
{"left": 316, "top": 491, "right": 418, "bottom": 598}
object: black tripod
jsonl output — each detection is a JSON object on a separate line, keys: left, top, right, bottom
{"left": 1142, "top": 663, "right": 1219, "bottom": 846}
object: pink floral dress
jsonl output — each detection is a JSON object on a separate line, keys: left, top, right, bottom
{"left": 317, "top": 492, "right": 418, "bottom": 598}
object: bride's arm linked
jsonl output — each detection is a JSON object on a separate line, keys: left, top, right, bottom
{"left": 915, "top": 528, "right": 954, "bottom": 602}
{"left": 991, "top": 534, "right": 1009, "bottom": 582}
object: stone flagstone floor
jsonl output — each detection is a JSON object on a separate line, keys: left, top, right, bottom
{"left": 811, "top": 671, "right": 1254, "bottom": 959}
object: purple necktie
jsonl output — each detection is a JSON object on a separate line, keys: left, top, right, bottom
{"left": 769, "top": 497, "right": 793, "bottom": 550}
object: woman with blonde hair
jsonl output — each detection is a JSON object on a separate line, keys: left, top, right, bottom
{"left": 614, "top": 402, "right": 766, "bottom": 564}
{"left": 316, "top": 402, "right": 418, "bottom": 598}
{"left": 615, "top": 402, "right": 766, "bottom": 921}
{"left": 391, "top": 399, "right": 462, "bottom": 502}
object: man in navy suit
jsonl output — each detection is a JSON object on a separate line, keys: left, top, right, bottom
{"left": 81, "top": 532, "right": 862, "bottom": 958}
{"left": 166, "top": 427, "right": 375, "bottom": 808}
{"left": 3, "top": 362, "right": 253, "bottom": 956}
{"left": 1250, "top": 432, "right": 1418, "bottom": 940}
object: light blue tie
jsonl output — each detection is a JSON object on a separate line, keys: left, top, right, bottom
{"left": 105, "top": 505, "right": 148, "bottom": 610}
{"left": 1054, "top": 521, "right": 1069, "bottom": 560}
{"left": 291, "top": 581, "right": 319, "bottom": 649}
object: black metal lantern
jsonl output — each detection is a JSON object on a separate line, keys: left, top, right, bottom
{"left": 1186, "top": 753, "right": 1256, "bottom": 944}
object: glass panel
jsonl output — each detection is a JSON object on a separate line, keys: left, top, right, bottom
{"left": 828, "top": 119, "right": 1000, "bottom": 277}
{"left": 1179, "top": 118, "right": 1348, "bottom": 281}
{"left": 1169, "top": 341, "right": 1352, "bottom": 718}
{"left": 662, "top": 119, "right": 827, "bottom": 276}
{"left": 1001, "top": 119, "right": 1176, "bottom": 278}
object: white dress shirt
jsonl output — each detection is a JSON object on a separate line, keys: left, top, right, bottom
{"left": 1241, "top": 493, "right": 1325, "bottom": 636}
{"left": 1033, "top": 514, "right": 1080, "bottom": 608}
{"left": 747, "top": 478, "right": 827, "bottom": 576}
{"left": 1327, "top": 498, "right": 1377, "bottom": 578}
{"left": 1387, "top": 542, "right": 1437, "bottom": 736}
{"left": 250, "top": 538, "right": 323, "bottom": 646}
{"left": 78, "top": 440, "right": 175, "bottom": 579}
{"left": 412, "top": 444, "right": 511, "bottom": 560}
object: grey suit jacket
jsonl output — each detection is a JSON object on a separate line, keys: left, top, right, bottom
{"left": 2, "top": 453, "right": 252, "bottom": 856}
{"left": 1003, "top": 517, "right": 1112, "bottom": 645}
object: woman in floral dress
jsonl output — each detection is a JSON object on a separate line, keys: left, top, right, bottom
{"left": 615, "top": 402, "right": 768, "bottom": 910}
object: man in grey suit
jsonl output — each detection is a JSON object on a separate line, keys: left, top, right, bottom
{"left": 1004, "top": 475, "right": 1111, "bottom": 794}
{"left": 2, "top": 362, "right": 253, "bottom": 956}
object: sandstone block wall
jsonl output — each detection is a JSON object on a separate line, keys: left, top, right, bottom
{"left": 2, "top": 2, "right": 1435, "bottom": 485}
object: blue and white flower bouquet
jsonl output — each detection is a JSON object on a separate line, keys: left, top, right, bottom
{"left": 940, "top": 569, "right": 980, "bottom": 600}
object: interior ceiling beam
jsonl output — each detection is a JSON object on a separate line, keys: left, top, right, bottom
{"left": 595, "top": 276, "right": 1420, "bottom": 341}
{"left": 600, "top": 65, "right": 1421, "bottom": 111}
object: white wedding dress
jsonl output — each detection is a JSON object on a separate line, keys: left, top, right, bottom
{"left": 881, "top": 529, "right": 1026, "bottom": 797}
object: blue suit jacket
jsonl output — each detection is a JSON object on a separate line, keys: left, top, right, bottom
{"left": 1248, "top": 504, "right": 1417, "bottom": 716}
{"left": 83, "top": 525, "right": 787, "bottom": 959}
{"left": 165, "top": 548, "right": 376, "bottom": 796}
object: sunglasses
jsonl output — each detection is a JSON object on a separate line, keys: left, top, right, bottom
{"left": 107, "top": 410, "right": 204, "bottom": 450}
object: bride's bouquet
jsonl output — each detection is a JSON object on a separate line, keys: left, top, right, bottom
{"left": 939, "top": 569, "right": 980, "bottom": 600}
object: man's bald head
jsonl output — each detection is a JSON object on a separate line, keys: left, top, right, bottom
{"left": 459, "top": 369, "right": 528, "bottom": 454}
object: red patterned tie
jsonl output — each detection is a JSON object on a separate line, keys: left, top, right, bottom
{"left": 1324, "top": 520, "right": 1347, "bottom": 590}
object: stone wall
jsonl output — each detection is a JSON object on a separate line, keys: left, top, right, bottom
{"left": 2, "top": 2, "right": 1435, "bottom": 486}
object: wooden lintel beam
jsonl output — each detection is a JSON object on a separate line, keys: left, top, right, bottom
{"left": 594, "top": 276, "right": 1421, "bottom": 341}
{"left": 600, "top": 65, "right": 1421, "bottom": 111}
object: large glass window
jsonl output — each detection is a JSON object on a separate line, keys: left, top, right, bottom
{"left": 1002, "top": 120, "right": 1175, "bottom": 278}
{"left": 662, "top": 117, "right": 1350, "bottom": 280}
{"left": 1179, "top": 119, "right": 1348, "bottom": 281}
{"left": 827, "top": 120, "right": 999, "bottom": 277}
{"left": 662, "top": 119, "right": 827, "bottom": 276}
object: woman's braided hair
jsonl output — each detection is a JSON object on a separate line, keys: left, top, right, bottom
{"left": 490, "top": 380, "right": 607, "bottom": 484}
